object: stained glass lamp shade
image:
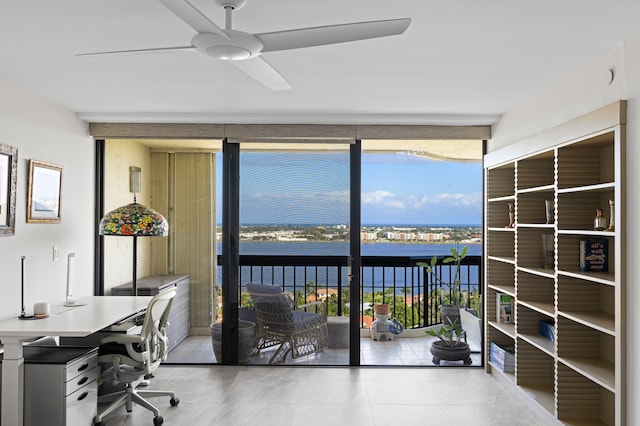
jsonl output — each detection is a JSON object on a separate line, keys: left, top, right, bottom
{"left": 99, "top": 202, "right": 168, "bottom": 295}
{"left": 99, "top": 203, "right": 168, "bottom": 237}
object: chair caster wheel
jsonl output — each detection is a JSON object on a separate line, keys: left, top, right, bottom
{"left": 170, "top": 397, "right": 180, "bottom": 406}
{"left": 154, "top": 416, "right": 164, "bottom": 425}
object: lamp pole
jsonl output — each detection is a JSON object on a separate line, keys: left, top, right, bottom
{"left": 132, "top": 235, "right": 138, "bottom": 296}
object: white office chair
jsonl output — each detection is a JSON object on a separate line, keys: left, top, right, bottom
{"left": 94, "top": 288, "right": 179, "bottom": 426}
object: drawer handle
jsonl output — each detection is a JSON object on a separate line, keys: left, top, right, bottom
{"left": 77, "top": 376, "right": 89, "bottom": 386}
{"left": 77, "top": 363, "right": 89, "bottom": 372}
{"left": 77, "top": 392, "right": 89, "bottom": 402}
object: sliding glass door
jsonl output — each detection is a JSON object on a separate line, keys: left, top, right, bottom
{"left": 222, "top": 141, "right": 354, "bottom": 365}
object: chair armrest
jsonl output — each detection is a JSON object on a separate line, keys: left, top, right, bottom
{"left": 101, "top": 333, "right": 145, "bottom": 346}
{"left": 296, "top": 301, "right": 323, "bottom": 309}
{"left": 296, "top": 300, "right": 327, "bottom": 317}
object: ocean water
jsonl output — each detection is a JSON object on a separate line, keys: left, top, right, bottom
{"left": 227, "top": 241, "right": 481, "bottom": 256}
{"left": 218, "top": 241, "right": 481, "bottom": 291}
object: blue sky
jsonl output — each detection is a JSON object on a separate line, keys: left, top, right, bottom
{"left": 217, "top": 151, "right": 482, "bottom": 226}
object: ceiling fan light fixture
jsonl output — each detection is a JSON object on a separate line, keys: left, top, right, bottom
{"left": 206, "top": 45, "right": 252, "bottom": 60}
{"left": 192, "top": 30, "right": 263, "bottom": 60}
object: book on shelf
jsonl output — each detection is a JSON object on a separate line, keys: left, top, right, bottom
{"left": 490, "top": 342, "right": 515, "bottom": 372}
{"left": 539, "top": 319, "right": 555, "bottom": 341}
{"left": 496, "top": 293, "right": 514, "bottom": 323}
{"left": 579, "top": 238, "right": 608, "bottom": 272}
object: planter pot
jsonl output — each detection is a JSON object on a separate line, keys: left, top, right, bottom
{"left": 430, "top": 340, "right": 472, "bottom": 365}
{"left": 210, "top": 320, "right": 256, "bottom": 363}
{"left": 373, "top": 304, "right": 390, "bottom": 316}
{"left": 239, "top": 307, "right": 258, "bottom": 324}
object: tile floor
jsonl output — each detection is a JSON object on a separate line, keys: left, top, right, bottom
{"left": 100, "top": 365, "right": 551, "bottom": 426}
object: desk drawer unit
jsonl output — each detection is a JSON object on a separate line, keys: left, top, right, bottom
{"left": 24, "top": 346, "right": 98, "bottom": 426}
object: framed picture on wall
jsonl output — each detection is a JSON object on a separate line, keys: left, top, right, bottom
{"left": 27, "top": 160, "right": 63, "bottom": 223}
{"left": 0, "top": 143, "right": 18, "bottom": 235}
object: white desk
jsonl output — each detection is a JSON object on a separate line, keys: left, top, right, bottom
{"left": 0, "top": 296, "right": 151, "bottom": 426}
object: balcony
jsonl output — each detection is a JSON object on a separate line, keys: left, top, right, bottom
{"left": 167, "top": 254, "right": 482, "bottom": 366}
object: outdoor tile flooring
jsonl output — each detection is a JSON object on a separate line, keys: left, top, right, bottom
{"left": 166, "top": 334, "right": 482, "bottom": 367}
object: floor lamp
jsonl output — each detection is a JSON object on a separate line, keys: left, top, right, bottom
{"left": 98, "top": 167, "right": 168, "bottom": 296}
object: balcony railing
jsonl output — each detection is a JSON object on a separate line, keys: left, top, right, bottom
{"left": 225, "top": 254, "right": 482, "bottom": 329}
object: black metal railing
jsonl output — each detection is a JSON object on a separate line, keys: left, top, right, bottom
{"left": 221, "top": 254, "right": 482, "bottom": 329}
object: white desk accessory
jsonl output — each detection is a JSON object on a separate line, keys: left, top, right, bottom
{"left": 63, "top": 253, "right": 86, "bottom": 307}
{"left": 19, "top": 256, "right": 34, "bottom": 320}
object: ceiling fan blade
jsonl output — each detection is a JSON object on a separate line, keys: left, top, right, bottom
{"left": 76, "top": 46, "right": 195, "bottom": 56}
{"left": 159, "top": 0, "right": 229, "bottom": 39}
{"left": 230, "top": 57, "right": 292, "bottom": 91}
{"left": 257, "top": 18, "right": 411, "bottom": 53}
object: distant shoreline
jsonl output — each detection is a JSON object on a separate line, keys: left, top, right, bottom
{"left": 237, "top": 239, "right": 481, "bottom": 244}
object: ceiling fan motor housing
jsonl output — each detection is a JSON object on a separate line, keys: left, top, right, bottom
{"left": 214, "top": 0, "right": 247, "bottom": 10}
{"left": 192, "top": 30, "right": 263, "bottom": 60}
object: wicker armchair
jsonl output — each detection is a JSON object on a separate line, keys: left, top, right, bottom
{"left": 247, "top": 283, "right": 328, "bottom": 364}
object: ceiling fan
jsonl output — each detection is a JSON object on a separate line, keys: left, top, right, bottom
{"left": 79, "top": 0, "right": 411, "bottom": 91}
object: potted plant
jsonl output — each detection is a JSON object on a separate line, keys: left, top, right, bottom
{"left": 417, "top": 245, "right": 469, "bottom": 326}
{"left": 426, "top": 321, "right": 471, "bottom": 365}
{"left": 239, "top": 299, "right": 258, "bottom": 324}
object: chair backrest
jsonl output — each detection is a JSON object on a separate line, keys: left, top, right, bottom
{"left": 246, "top": 283, "right": 294, "bottom": 330}
{"left": 140, "top": 287, "right": 176, "bottom": 371}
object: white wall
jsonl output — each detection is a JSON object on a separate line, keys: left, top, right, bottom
{"left": 488, "top": 36, "right": 640, "bottom": 425}
{"left": 0, "top": 80, "right": 94, "bottom": 321}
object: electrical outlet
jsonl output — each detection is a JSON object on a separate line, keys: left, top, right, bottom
{"left": 53, "top": 246, "right": 59, "bottom": 261}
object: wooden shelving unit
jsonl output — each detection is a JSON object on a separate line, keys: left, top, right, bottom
{"left": 483, "top": 101, "right": 626, "bottom": 425}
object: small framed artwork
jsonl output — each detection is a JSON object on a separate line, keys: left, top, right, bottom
{"left": 27, "top": 160, "right": 63, "bottom": 223}
{"left": 0, "top": 143, "right": 18, "bottom": 235}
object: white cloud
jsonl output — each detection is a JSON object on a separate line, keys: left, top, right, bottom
{"left": 362, "top": 190, "right": 406, "bottom": 210}
{"left": 364, "top": 190, "right": 482, "bottom": 212}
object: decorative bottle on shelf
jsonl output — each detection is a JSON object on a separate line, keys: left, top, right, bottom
{"left": 506, "top": 203, "right": 515, "bottom": 228}
{"left": 606, "top": 199, "right": 615, "bottom": 232}
{"left": 594, "top": 208, "right": 607, "bottom": 231}
{"left": 545, "top": 200, "right": 554, "bottom": 224}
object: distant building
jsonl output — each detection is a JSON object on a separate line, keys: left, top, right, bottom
{"left": 316, "top": 288, "right": 338, "bottom": 301}
{"left": 405, "top": 294, "right": 424, "bottom": 306}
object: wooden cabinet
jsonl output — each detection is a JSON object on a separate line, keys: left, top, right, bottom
{"left": 112, "top": 274, "right": 190, "bottom": 351}
{"left": 484, "top": 101, "right": 625, "bottom": 425}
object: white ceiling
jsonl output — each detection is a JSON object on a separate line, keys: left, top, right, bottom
{"left": 2, "top": 0, "right": 640, "bottom": 126}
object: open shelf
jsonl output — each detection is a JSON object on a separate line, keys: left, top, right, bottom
{"left": 517, "top": 151, "right": 555, "bottom": 191}
{"left": 488, "top": 283, "right": 515, "bottom": 297}
{"left": 518, "top": 332, "right": 555, "bottom": 356}
{"left": 519, "top": 383, "right": 556, "bottom": 415}
{"left": 517, "top": 265, "right": 555, "bottom": 279}
{"left": 558, "top": 311, "right": 614, "bottom": 336}
{"left": 557, "top": 316, "right": 616, "bottom": 392}
{"left": 517, "top": 338, "right": 556, "bottom": 415}
{"left": 557, "top": 132, "right": 615, "bottom": 190}
{"left": 517, "top": 304, "right": 555, "bottom": 355}
{"left": 487, "top": 255, "right": 516, "bottom": 265}
{"left": 519, "top": 300, "right": 555, "bottom": 317}
{"left": 557, "top": 362, "right": 615, "bottom": 425}
{"left": 559, "top": 357, "right": 615, "bottom": 393}
{"left": 484, "top": 104, "right": 624, "bottom": 425}
{"left": 489, "top": 321, "right": 516, "bottom": 339}
{"left": 486, "top": 228, "right": 515, "bottom": 258}
{"left": 557, "top": 270, "right": 615, "bottom": 287}
{"left": 486, "top": 163, "right": 515, "bottom": 199}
